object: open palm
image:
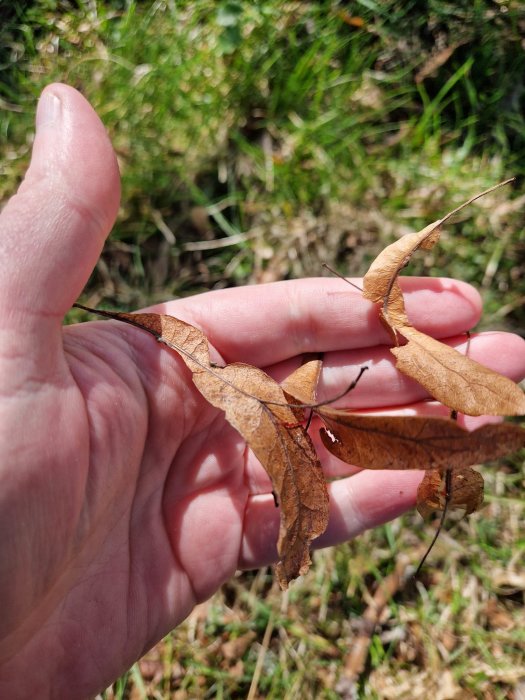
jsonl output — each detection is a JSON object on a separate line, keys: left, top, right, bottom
{"left": 1, "top": 85, "right": 523, "bottom": 700}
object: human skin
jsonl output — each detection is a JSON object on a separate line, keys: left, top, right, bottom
{"left": 0, "top": 84, "right": 524, "bottom": 699}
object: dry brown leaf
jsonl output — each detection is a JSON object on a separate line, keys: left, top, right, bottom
{"left": 393, "top": 326, "right": 525, "bottom": 416}
{"left": 220, "top": 630, "right": 257, "bottom": 661}
{"left": 280, "top": 355, "right": 322, "bottom": 406}
{"left": 363, "top": 220, "right": 442, "bottom": 333}
{"left": 363, "top": 181, "right": 514, "bottom": 330}
{"left": 362, "top": 180, "right": 525, "bottom": 416}
{"left": 280, "top": 355, "right": 323, "bottom": 419}
{"left": 74, "top": 306, "right": 329, "bottom": 589}
{"left": 317, "top": 409, "right": 525, "bottom": 472}
{"left": 193, "top": 361, "right": 329, "bottom": 589}
{"left": 416, "top": 466, "right": 484, "bottom": 518}
{"left": 415, "top": 42, "right": 467, "bottom": 83}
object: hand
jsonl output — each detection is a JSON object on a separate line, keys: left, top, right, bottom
{"left": 1, "top": 84, "right": 523, "bottom": 699}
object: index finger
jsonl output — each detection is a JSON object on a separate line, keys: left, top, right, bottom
{"left": 154, "top": 277, "right": 481, "bottom": 366}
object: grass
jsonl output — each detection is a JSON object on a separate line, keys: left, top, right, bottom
{"left": 1, "top": 1, "right": 524, "bottom": 698}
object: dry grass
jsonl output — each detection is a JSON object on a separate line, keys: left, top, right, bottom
{"left": 100, "top": 482, "right": 525, "bottom": 699}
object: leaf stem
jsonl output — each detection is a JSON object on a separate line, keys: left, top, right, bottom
{"left": 414, "top": 468, "right": 452, "bottom": 578}
{"left": 73, "top": 302, "right": 368, "bottom": 413}
{"left": 321, "top": 263, "right": 363, "bottom": 292}
{"left": 414, "top": 398, "right": 463, "bottom": 578}
{"left": 439, "top": 178, "right": 515, "bottom": 226}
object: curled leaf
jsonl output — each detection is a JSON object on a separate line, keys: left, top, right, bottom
{"left": 363, "top": 180, "right": 514, "bottom": 334}
{"left": 361, "top": 179, "right": 525, "bottom": 416}
{"left": 416, "top": 466, "right": 484, "bottom": 519}
{"left": 363, "top": 220, "right": 442, "bottom": 332}
{"left": 192, "top": 361, "right": 329, "bottom": 589}
{"left": 280, "top": 355, "right": 323, "bottom": 411}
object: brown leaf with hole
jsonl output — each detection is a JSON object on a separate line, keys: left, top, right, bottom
{"left": 75, "top": 306, "right": 328, "bottom": 589}
{"left": 362, "top": 180, "right": 525, "bottom": 416}
{"left": 416, "top": 467, "right": 484, "bottom": 519}
{"left": 393, "top": 326, "right": 525, "bottom": 416}
{"left": 317, "top": 409, "right": 525, "bottom": 471}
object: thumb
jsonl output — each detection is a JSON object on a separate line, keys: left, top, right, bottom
{"left": 0, "top": 83, "right": 120, "bottom": 329}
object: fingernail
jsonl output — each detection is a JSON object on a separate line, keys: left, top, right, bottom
{"left": 36, "top": 90, "right": 62, "bottom": 131}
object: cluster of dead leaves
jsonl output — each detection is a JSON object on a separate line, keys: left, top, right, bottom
{"left": 75, "top": 181, "right": 525, "bottom": 589}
